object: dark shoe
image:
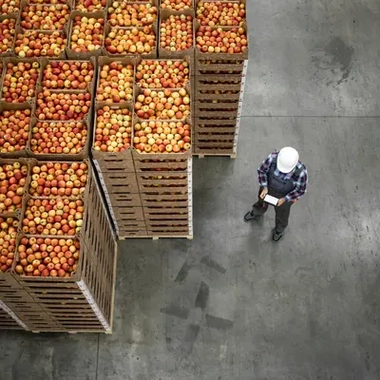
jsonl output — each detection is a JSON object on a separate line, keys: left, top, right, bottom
{"left": 244, "top": 211, "right": 258, "bottom": 222}
{"left": 272, "top": 230, "right": 284, "bottom": 242}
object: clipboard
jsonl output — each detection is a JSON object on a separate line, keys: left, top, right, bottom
{"left": 264, "top": 194, "right": 279, "bottom": 206}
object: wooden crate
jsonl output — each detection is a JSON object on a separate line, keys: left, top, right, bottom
{"left": 96, "top": 169, "right": 140, "bottom": 194}
{"left": 1, "top": 299, "right": 59, "bottom": 331}
{"left": 66, "top": 11, "right": 105, "bottom": 59}
{"left": 91, "top": 101, "right": 135, "bottom": 173}
{"left": 0, "top": 103, "right": 33, "bottom": 158}
{"left": 95, "top": 56, "right": 135, "bottom": 107}
{"left": 38, "top": 57, "right": 96, "bottom": 94}
{"left": 195, "top": 131, "right": 235, "bottom": 144}
{"left": 158, "top": 9, "right": 195, "bottom": 60}
{"left": 146, "top": 219, "right": 191, "bottom": 236}
{"left": 0, "top": 15, "right": 18, "bottom": 59}
{"left": 103, "top": 21, "right": 158, "bottom": 59}
{"left": 194, "top": 99, "right": 240, "bottom": 110}
{"left": 0, "top": 301, "right": 28, "bottom": 330}
{"left": 194, "top": 21, "right": 249, "bottom": 60}
{"left": 131, "top": 117, "right": 192, "bottom": 170}
{"left": 144, "top": 206, "right": 189, "bottom": 221}
{"left": 135, "top": 56, "right": 191, "bottom": 90}
{"left": 0, "top": 158, "right": 31, "bottom": 218}
{"left": 194, "top": 59, "right": 247, "bottom": 76}
{"left": 140, "top": 193, "right": 189, "bottom": 208}
{"left": 0, "top": 274, "right": 34, "bottom": 303}
{"left": 192, "top": 116, "right": 241, "bottom": 158}
{"left": 13, "top": 214, "right": 117, "bottom": 333}
{"left": 132, "top": 152, "right": 191, "bottom": 172}
{"left": 27, "top": 118, "right": 91, "bottom": 161}
{"left": 136, "top": 171, "right": 189, "bottom": 193}
{"left": 103, "top": 191, "right": 142, "bottom": 208}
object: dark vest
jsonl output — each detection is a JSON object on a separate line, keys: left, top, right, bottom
{"left": 267, "top": 157, "right": 303, "bottom": 198}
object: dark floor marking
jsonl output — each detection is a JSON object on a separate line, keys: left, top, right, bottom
{"left": 205, "top": 314, "right": 233, "bottom": 330}
{"left": 195, "top": 282, "right": 209, "bottom": 310}
{"left": 200, "top": 256, "right": 226, "bottom": 274}
{"left": 180, "top": 324, "right": 200, "bottom": 355}
{"left": 160, "top": 305, "right": 190, "bottom": 320}
{"left": 175, "top": 261, "right": 192, "bottom": 283}
{"left": 325, "top": 37, "right": 354, "bottom": 84}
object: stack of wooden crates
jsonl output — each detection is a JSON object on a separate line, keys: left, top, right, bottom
{"left": 193, "top": 0, "right": 249, "bottom": 157}
{"left": 92, "top": 55, "right": 193, "bottom": 240}
{"left": 92, "top": 144, "right": 193, "bottom": 240}
{"left": 0, "top": 161, "right": 117, "bottom": 333}
{"left": 193, "top": 55, "right": 248, "bottom": 157}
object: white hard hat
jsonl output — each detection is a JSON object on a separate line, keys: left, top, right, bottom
{"left": 277, "top": 147, "right": 299, "bottom": 173}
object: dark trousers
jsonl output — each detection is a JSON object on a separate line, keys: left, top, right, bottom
{"left": 251, "top": 188, "right": 292, "bottom": 232}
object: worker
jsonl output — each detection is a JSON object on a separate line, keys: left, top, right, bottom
{"left": 244, "top": 147, "right": 308, "bottom": 242}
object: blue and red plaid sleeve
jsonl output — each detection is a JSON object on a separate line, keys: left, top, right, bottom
{"left": 284, "top": 166, "right": 308, "bottom": 202}
{"left": 257, "top": 152, "right": 277, "bottom": 187}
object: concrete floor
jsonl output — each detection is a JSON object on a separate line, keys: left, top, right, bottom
{"left": 1, "top": 0, "right": 380, "bottom": 379}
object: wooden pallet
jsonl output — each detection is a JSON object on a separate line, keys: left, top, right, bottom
{"left": 119, "top": 235, "right": 193, "bottom": 240}
{"left": 193, "top": 153, "right": 236, "bottom": 159}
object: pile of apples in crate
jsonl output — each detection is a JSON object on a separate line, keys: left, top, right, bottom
{"left": 195, "top": 1, "right": 247, "bottom": 54}
{"left": 17, "top": 161, "right": 88, "bottom": 278}
{"left": 0, "top": 0, "right": 248, "bottom": 59}
{"left": 0, "top": 58, "right": 94, "bottom": 156}
{"left": 32, "top": 64, "right": 93, "bottom": 155}
{"left": 0, "top": 159, "right": 89, "bottom": 278}
{"left": 94, "top": 58, "right": 191, "bottom": 154}
{"left": 0, "top": 160, "right": 27, "bottom": 273}
{"left": 193, "top": 0, "right": 248, "bottom": 156}
{"left": 105, "top": 1, "right": 157, "bottom": 56}
{"left": 0, "top": 55, "right": 95, "bottom": 278}
{"left": 0, "top": 161, "right": 90, "bottom": 277}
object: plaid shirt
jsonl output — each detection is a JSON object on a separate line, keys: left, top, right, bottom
{"left": 258, "top": 152, "right": 308, "bottom": 202}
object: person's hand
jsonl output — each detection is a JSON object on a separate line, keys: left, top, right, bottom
{"left": 260, "top": 187, "right": 268, "bottom": 199}
{"left": 277, "top": 198, "right": 286, "bottom": 207}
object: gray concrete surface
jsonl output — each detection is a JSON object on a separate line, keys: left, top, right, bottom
{"left": 1, "top": 0, "right": 380, "bottom": 379}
